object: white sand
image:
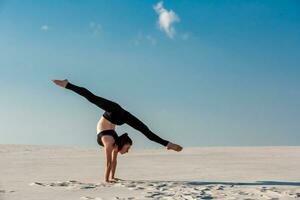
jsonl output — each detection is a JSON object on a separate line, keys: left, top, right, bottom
{"left": 0, "top": 144, "right": 300, "bottom": 200}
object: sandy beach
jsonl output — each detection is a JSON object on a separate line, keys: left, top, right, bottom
{"left": 0, "top": 145, "right": 299, "bottom": 200}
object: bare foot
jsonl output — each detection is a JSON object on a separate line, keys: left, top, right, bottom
{"left": 52, "top": 79, "right": 69, "bottom": 88}
{"left": 166, "top": 142, "right": 183, "bottom": 152}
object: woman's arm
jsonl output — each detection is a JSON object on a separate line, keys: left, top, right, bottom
{"left": 110, "top": 147, "right": 118, "bottom": 179}
{"left": 104, "top": 144, "right": 114, "bottom": 182}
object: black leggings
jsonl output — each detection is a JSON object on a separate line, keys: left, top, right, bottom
{"left": 65, "top": 82, "right": 170, "bottom": 147}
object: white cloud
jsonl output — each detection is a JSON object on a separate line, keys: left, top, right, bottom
{"left": 40, "top": 25, "right": 49, "bottom": 31}
{"left": 89, "top": 21, "right": 102, "bottom": 35}
{"left": 153, "top": 1, "right": 180, "bottom": 39}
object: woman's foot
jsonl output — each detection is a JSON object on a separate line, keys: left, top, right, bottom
{"left": 52, "top": 79, "right": 69, "bottom": 88}
{"left": 166, "top": 142, "right": 183, "bottom": 152}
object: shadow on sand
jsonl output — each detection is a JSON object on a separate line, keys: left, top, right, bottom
{"left": 124, "top": 179, "right": 300, "bottom": 187}
{"left": 188, "top": 181, "right": 300, "bottom": 187}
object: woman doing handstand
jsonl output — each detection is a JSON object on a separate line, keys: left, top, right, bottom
{"left": 52, "top": 79, "right": 183, "bottom": 183}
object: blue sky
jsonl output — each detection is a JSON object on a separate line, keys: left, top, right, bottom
{"left": 0, "top": 0, "right": 299, "bottom": 149}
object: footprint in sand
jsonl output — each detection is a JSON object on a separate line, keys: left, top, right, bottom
{"left": 80, "top": 196, "right": 103, "bottom": 200}
{"left": 134, "top": 186, "right": 146, "bottom": 190}
{"left": 113, "top": 197, "right": 135, "bottom": 200}
{"left": 156, "top": 183, "right": 168, "bottom": 188}
{"left": 260, "top": 187, "right": 268, "bottom": 192}
{"left": 30, "top": 181, "right": 72, "bottom": 187}
{"left": 29, "top": 182, "right": 46, "bottom": 186}
{"left": 122, "top": 183, "right": 137, "bottom": 190}
{"left": 216, "top": 185, "right": 225, "bottom": 190}
{"left": 145, "top": 183, "right": 155, "bottom": 187}
{"left": 131, "top": 181, "right": 144, "bottom": 184}
{"left": 80, "top": 185, "right": 97, "bottom": 189}
{"left": 199, "top": 195, "right": 213, "bottom": 200}
{"left": 180, "top": 194, "right": 196, "bottom": 200}
{"left": 145, "top": 191, "right": 165, "bottom": 198}
{"left": 202, "top": 187, "right": 211, "bottom": 191}
{"left": 30, "top": 180, "right": 107, "bottom": 190}
{"left": 50, "top": 181, "right": 70, "bottom": 187}
{"left": 113, "top": 182, "right": 147, "bottom": 191}
{"left": 238, "top": 191, "right": 249, "bottom": 195}
{"left": 163, "top": 193, "right": 175, "bottom": 197}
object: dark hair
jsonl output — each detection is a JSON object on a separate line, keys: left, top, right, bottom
{"left": 117, "top": 132, "right": 132, "bottom": 151}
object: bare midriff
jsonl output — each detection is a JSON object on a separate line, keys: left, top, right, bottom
{"left": 96, "top": 115, "right": 116, "bottom": 134}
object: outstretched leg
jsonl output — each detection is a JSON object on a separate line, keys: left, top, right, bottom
{"left": 123, "top": 111, "right": 170, "bottom": 147}
{"left": 66, "top": 82, "right": 120, "bottom": 111}
{"left": 64, "top": 81, "right": 121, "bottom": 112}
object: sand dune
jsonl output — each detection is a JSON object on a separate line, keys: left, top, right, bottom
{"left": 1, "top": 144, "right": 300, "bottom": 199}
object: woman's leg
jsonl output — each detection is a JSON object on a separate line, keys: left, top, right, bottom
{"left": 123, "top": 111, "right": 170, "bottom": 147}
{"left": 65, "top": 82, "right": 121, "bottom": 112}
